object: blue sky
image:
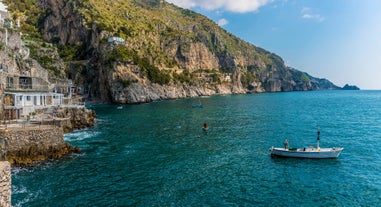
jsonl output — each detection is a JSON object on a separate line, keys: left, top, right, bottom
{"left": 166, "top": 0, "right": 381, "bottom": 89}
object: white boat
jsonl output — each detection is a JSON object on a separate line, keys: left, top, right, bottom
{"left": 270, "top": 127, "right": 344, "bottom": 159}
{"left": 270, "top": 147, "right": 344, "bottom": 159}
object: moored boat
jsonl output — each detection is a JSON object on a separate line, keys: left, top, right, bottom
{"left": 270, "top": 146, "right": 344, "bottom": 158}
{"left": 270, "top": 127, "right": 344, "bottom": 159}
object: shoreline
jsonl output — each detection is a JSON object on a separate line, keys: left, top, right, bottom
{"left": 0, "top": 106, "right": 95, "bottom": 167}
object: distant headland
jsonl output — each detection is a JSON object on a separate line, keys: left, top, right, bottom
{"left": 342, "top": 84, "right": 360, "bottom": 90}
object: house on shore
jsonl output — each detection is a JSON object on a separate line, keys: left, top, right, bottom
{"left": 0, "top": 64, "right": 66, "bottom": 119}
{"left": 0, "top": 4, "right": 81, "bottom": 121}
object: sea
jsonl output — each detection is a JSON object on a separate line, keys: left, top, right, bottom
{"left": 11, "top": 90, "right": 381, "bottom": 206}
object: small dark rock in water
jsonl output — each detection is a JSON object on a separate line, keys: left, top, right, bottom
{"left": 342, "top": 84, "right": 360, "bottom": 90}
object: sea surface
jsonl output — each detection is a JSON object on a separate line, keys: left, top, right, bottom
{"left": 11, "top": 90, "right": 381, "bottom": 206}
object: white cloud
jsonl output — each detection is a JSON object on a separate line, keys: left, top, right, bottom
{"left": 301, "top": 7, "right": 325, "bottom": 22}
{"left": 166, "top": 0, "right": 271, "bottom": 13}
{"left": 217, "top": 18, "right": 229, "bottom": 26}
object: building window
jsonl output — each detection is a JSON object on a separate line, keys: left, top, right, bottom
{"left": 19, "top": 77, "right": 32, "bottom": 89}
{"left": 6, "top": 77, "right": 14, "bottom": 88}
{"left": 27, "top": 96, "right": 31, "bottom": 101}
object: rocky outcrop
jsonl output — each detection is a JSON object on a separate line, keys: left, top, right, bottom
{"left": 0, "top": 106, "right": 95, "bottom": 166}
{"left": 0, "top": 161, "right": 11, "bottom": 207}
{"left": 54, "top": 107, "right": 96, "bottom": 133}
{"left": 342, "top": 84, "right": 360, "bottom": 90}
{"left": 106, "top": 62, "right": 240, "bottom": 103}
{"left": 1, "top": 127, "right": 79, "bottom": 166}
{"left": 43, "top": 0, "right": 89, "bottom": 45}
{"left": 0, "top": 29, "right": 20, "bottom": 73}
{"left": 0, "top": 28, "right": 21, "bottom": 51}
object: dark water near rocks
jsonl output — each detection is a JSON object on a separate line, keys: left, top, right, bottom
{"left": 11, "top": 91, "right": 381, "bottom": 206}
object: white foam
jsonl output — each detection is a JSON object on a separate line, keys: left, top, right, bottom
{"left": 64, "top": 130, "right": 100, "bottom": 142}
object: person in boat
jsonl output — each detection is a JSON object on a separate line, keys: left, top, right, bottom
{"left": 283, "top": 139, "right": 289, "bottom": 149}
{"left": 202, "top": 123, "right": 208, "bottom": 131}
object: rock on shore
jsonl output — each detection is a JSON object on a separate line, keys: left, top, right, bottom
{"left": 0, "top": 161, "right": 11, "bottom": 207}
{"left": 1, "top": 127, "right": 79, "bottom": 166}
{"left": 54, "top": 107, "right": 96, "bottom": 133}
{"left": 0, "top": 107, "right": 95, "bottom": 166}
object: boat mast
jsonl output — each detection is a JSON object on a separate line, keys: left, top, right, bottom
{"left": 317, "top": 126, "right": 320, "bottom": 149}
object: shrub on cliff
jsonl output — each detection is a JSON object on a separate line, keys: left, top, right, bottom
{"left": 105, "top": 45, "right": 170, "bottom": 85}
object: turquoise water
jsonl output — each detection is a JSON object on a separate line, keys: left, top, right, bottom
{"left": 11, "top": 91, "right": 381, "bottom": 206}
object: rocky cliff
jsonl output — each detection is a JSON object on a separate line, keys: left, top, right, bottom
{"left": 5, "top": 0, "right": 340, "bottom": 104}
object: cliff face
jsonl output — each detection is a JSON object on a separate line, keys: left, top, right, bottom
{"left": 43, "top": 0, "right": 89, "bottom": 45}
{"left": 8, "top": 0, "right": 340, "bottom": 104}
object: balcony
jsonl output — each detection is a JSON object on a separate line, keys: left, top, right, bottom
{"left": 5, "top": 76, "right": 49, "bottom": 92}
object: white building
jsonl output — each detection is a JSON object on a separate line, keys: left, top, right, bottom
{"left": 3, "top": 92, "right": 63, "bottom": 118}
{"left": 0, "top": 69, "right": 67, "bottom": 119}
{"left": 107, "top": 37, "right": 125, "bottom": 44}
{"left": 224, "top": 75, "right": 231, "bottom": 82}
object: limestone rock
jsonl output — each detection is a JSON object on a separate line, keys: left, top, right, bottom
{"left": 38, "top": 0, "right": 341, "bottom": 104}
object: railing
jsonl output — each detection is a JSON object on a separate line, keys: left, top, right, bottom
{"left": 5, "top": 84, "right": 49, "bottom": 91}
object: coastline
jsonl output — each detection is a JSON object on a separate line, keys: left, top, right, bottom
{"left": 0, "top": 106, "right": 95, "bottom": 206}
{"left": 0, "top": 106, "right": 96, "bottom": 166}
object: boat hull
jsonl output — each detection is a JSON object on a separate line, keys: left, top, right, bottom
{"left": 270, "top": 147, "right": 344, "bottom": 159}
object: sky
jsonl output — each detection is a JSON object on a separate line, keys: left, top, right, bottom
{"left": 166, "top": 0, "right": 381, "bottom": 89}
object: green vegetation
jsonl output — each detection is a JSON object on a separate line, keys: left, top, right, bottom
{"left": 137, "top": 57, "right": 171, "bottom": 85}
{"left": 3, "top": 0, "right": 47, "bottom": 38}
{"left": 58, "top": 43, "right": 84, "bottom": 61}
{"left": 0, "top": 42, "right": 6, "bottom": 51}
{"left": 209, "top": 72, "right": 221, "bottom": 84}
{"left": 105, "top": 45, "right": 170, "bottom": 85}
{"left": 119, "top": 78, "right": 138, "bottom": 87}
{"left": 241, "top": 72, "right": 255, "bottom": 87}
{"left": 104, "top": 45, "right": 132, "bottom": 65}
{"left": 301, "top": 73, "right": 310, "bottom": 83}
{"left": 247, "top": 65, "right": 260, "bottom": 72}
{"left": 173, "top": 70, "right": 191, "bottom": 84}
{"left": 3, "top": 0, "right": 295, "bottom": 89}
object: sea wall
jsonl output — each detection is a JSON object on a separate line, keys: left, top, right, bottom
{"left": 0, "top": 126, "right": 79, "bottom": 166}
{"left": 0, "top": 161, "right": 11, "bottom": 207}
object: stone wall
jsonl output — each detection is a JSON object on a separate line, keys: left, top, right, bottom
{"left": 0, "top": 126, "right": 79, "bottom": 166}
{"left": 0, "top": 161, "right": 11, "bottom": 207}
